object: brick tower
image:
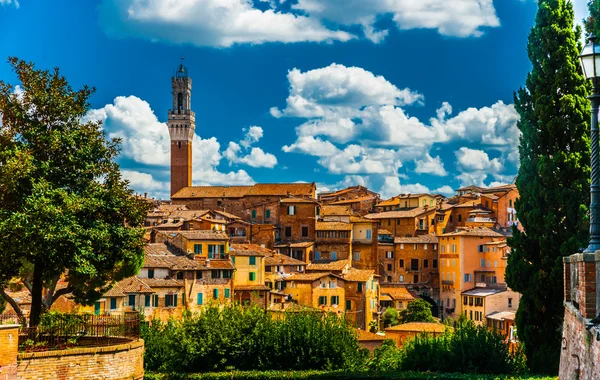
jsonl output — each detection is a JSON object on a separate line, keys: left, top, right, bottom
{"left": 168, "top": 61, "right": 195, "bottom": 197}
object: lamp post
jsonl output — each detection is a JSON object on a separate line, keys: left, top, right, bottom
{"left": 580, "top": 34, "right": 600, "bottom": 252}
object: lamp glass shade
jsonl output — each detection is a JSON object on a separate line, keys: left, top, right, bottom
{"left": 580, "top": 39, "right": 600, "bottom": 79}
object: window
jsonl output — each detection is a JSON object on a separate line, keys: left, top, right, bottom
{"left": 441, "top": 245, "right": 445, "bottom": 253}
{"left": 387, "top": 276, "right": 392, "bottom": 282}
{"left": 366, "top": 229, "right": 372, "bottom": 239}
{"left": 153, "top": 294, "right": 159, "bottom": 307}
{"left": 176, "top": 271, "right": 184, "bottom": 280}
{"left": 433, "top": 259, "right": 438, "bottom": 268}
{"left": 413, "top": 274, "right": 419, "bottom": 283}
{"left": 287, "top": 205, "right": 296, "bottom": 215}
{"left": 387, "top": 264, "right": 392, "bottom": 271}
{"left": 265, "top": 209, "right": 271, "bottom": 219}
{"left": 302, "top": 226, "right": 309, "bottom": 237}
{"left": 265, "top": 266, "right": 272, "bottom": 272}
{"left": 148, "top": 269, "right": 155, "bottom": 279}
{"left": 411, "top": 258, "right": 419, "bottom": 271}
{"left": 458, "top": 214, "right": 462, "bottom": 222}
{"left": 449, "top": 215, "right": 453, "bottom": 222}
{"left": 110, "top": 298, "right": 117, "bottom": 310}
{"left": 193, "top": 244, "right": 202, "bottom": 254}
{"left": 464, "top": 296, "right": 468, "bottom": 305}
{"left": 478, "top": 245, "right": 484, "bottom": 253}
{"left": 508, "top": 298, "right": 513, "bottom": 308}
{"left": 212, "top": 270, "right": 221, "bottom": 279}
{"left": 222, "top": 270, "right": 231, "bottom": 279}
{"left": 225, "top": 288, "right": 230, "bottom": 298}
{"left": 251, "top": 210, "right": 256, "bottom": 219}
{"left": 196, "top": 270, "right": 203, "bottom": 279}
{"left": 399, "top": 259, "right": 404, "bottom": 268}
{"left": 414, "top": 244, "right": 418, "bottom": 250}
{"left": 249, "top": 272, "right": 256, "bottom": 281}
{"left": 285, "top": 226, "right": 292, "bottom": 237}
{"left": 208, "top": 244, "right": 220, "bottom": 259}
{"left": 424, "top": 259, "right": 429, "bottom": 268}
{"left": 486, "top": 260, "right": 491, "bottom": 268}
{"left": 353, "top": 251, "right": 360, "bottom": 261}
{"left": 464, "top": 273, "right": 472, "bottom": 282}
{"left": 165, "top": 294, "right": 178, "bottom": 307}
{"left": 386, "top": 251, "right": 393, "bottom": 259}
{"left": 329, "top": 280, "right": 336, "bottom": 288}
{"left": 438, "top": 216, "right": 444, "bottom": 222}
{"left": 213, "top": 289, "right": 219, "bottom": 299}
{"left": 424, "top": 244, "right": 428, "bottom": 250}
{"left": 315, "top": 251, "right": 321, "bottom": 260}
{"left": 318, "top": 296, "right": 327, "bottom": 306}
{"left": 399, "top": 275, "right": 404, "bottom": 282}
{"left": 145, "top": 295, "right": 151, "bottom": 307}
{"left": 388, "top": 219, "right": 391, "bottom": 226}
{"left": 220, "top": 245, "right": 225, "bottom": 259}
{"left": 331, "top": 252, "right": 337, "bottom": 260}
{"left": 197, "top": 293, "right": 203, "bottom": 305}
{"left": 346, "top": 300, "right": 352, "bottom": 310}
{"left": 357, "top": 282, "right": 363, "bottom": 292}
{"left": 509, "top": 199, "right": 513, "bottom": 207}
{"left": 475, "top": 297, "right": 483, "bottom": 307}
{"left": 434, "top": 244, "right": 437, "bottom": 250}
{"left": 249, "top": 256, "right": 257, "bottom": 265}
{"left": 451, "top": 244, "right": 456, "bottom": 253}
{"left": 330, "top": 296, "right": 339, "bottom": 305}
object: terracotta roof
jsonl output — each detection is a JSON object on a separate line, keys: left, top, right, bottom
{"left": 486, "top": 311, "right": 516, "bottom": 321}
{"left": 441, "top": 227, "right": 504, "bottom": 238}
{"left": 378, "top": 229, "right": 393, "bottom": 235}
{"left": 456, "top": 185, "right": 484, "bottom": 192}
{"left": 385, "top": 322, "right": 446, "bottom": 333}
{"left": 172, "top": 183, "right": 316, "bottom": 199}
{"left": 481, "top": 193, "right": 499, "bottom": 201}
{"left": 153, "top": 221, "right": 184, "bottom": 229}
{"left": 176, "top": 230, "right": 230, "bottom": 240}
{"left": 116, "top": 277, "right": 154, "bottom": 293}
{"left": 265, "top": 254, "right": 307, "bottom": 266}
{"left": 156, "top": 204, "right": 189, "bottom": 212}
{"left": 144, "top": 243, "right": 180, "bottom": 256}
{"left": 213, "top": 210, "right": 241, "bottom": 220}
{"left": 316, "top": 221, "right": 352, "bottom": 231}
{"left": 342, "top": 268, "right": 375, "bottom": 282}
{"left": 306, "top": 260, "right": 349, "bottom": 272}
{"left": 318, "top": 186, "right": 374, "bottom": 197}
{"left": 483, "top": 240, "right": 507, "bottom": 246}
{"left": 350, "top": 215, "right": 373, "bottom": 223}
{"left": 356, "top": 329, "right": 386, "bottom": 341}
{"left": 329, "top": 196, "right": 377, "bottom": 205}
{"left": 376, "top": 198, "right": 401, "bottom": 207}
{"left": 144, "top": 252, "right": 205, "bottom": 270}
{"left": 280, "top": 197, "right": 319, "bottom": 204}
{"left": 321, "top": 205, "right": 353, "bottom": 216}
{"left": 103, "top": 286, "right": 125, "bottom": 297}
{"left": 230, "top": 243, "right": 272, "bottom": 257}
{"left": 286, "top": 272, "right": 343, "bottom": 282}
{"left": 204, "top": 259, "right": 235, "bottom": 269}
{"left": 365, "top": 208, "right": 432, "bottom": 219}
{"left": 234, "top": 285, "right": 271, "bottom": 291}
{"left": 274, "top": 241, "right": 314, "bottom": 248}
{"left": 461, "top": 287, "right": 505, "bottom": 296}
{"left": 380, "top": 287, "right": 415, "bottom": 301}
{"left": 480, "top": 184, "right": 517, "bottom": 194}
{"left": 394, "top": 235, "right": 438, "bottom": 244}
{"left": 140, "top": 278, "right": 184, "bottom": 288}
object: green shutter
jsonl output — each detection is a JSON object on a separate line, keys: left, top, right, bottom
{"left": 249, "top": 256, "right": 256, "bottom": 265}
{"left": 266, "top": 210, "right": 271, "bottom": 218}
{"left": 197, "top": 293, "right": 203, "bottom": 305}
{"left": 220, "top": 245, "right": 225, "bottom": 258}
{"left": 153, "top": 294, "right": 158, "bottom": 307}
{"left": 145, "top": 295, "right": 151, "bottom": 307}
{"left": 174, "top": 294, "right": 178, "bottom": 307}
{"left": 252, "top": 210, "right": 256, "bottom": 218}
{"left": 346, "top": 300, "right": 351, "bottom": 311}
{"left": 110, "top": 298, "right": 117, "bottom": 310}
{"left": 213, "top": 288, "right": 219, "bottom": 299}
{"left": 249, "top": 272, "right": 256, "bottom": 281}
{"left": 225, "top": 288, "right": 230, "bottom": 298}
{"left": 231, "top": 256, "right": 236, "bottom": 264}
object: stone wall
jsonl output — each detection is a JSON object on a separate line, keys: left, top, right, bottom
{"left": 560, "top": 252, "right": 600, "bottom": 380}
{"left": 17, "top": 339, "right": 144, "bottom": 380}
{"left": 0, "top": 325, "right": 19, "bottom": 380}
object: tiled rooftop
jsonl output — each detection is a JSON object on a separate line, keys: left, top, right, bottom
{"left": 394, "top": 235, "right": 438, "bottom": 244}
{"left": 172, "top": 183, "right": 316, "bottom": 199}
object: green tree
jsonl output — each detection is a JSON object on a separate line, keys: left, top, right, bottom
{"left": 0, "top": 57, "right": 148, "bottom": 326}
{"left": 506, "top": 0, "right": 590, "bottom": 374}
{"left": 399, "top": 299, "right": 435, "bottom": 323}
{"left": 382, "top": 307, "right": 399, "bottom": 327}
{"left": 585, "top": 1, "right": 600, "bottom": 36}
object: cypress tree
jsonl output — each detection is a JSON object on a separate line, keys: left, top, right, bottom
{"left": 506, "top": 0, "right": 590, "bottom": 374}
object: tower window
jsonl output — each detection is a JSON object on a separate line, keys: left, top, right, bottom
{"left": 178, "top": 141, "right": 181, "bottom": 149}
{"left": 178, "top": 92, "right": 183, "bottom": 111}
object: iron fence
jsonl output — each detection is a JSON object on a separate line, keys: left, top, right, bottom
{"left": 16, "top": 313, "right": 140, "bottom": 351}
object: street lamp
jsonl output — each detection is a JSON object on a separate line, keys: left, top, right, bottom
{"left": 580, "top": 34, "right": 600, "bottom": 252}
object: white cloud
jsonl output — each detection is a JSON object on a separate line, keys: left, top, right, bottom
{"left": 379, "top": 176, "right": 431, "bottom": 199}
{"left": 455, "top": 147, "right": 505, "bottom": 187}
{"left": 223, "top": 126, "right": 278, "bottom": 168}
{"left": 121, "top": 170, "right": 169, "bottom": 200}
{"left": 99, "top": 0, "right": 500, "bottom": 47}
{"left": 0, "top": 0, "right": 19, "bottom": 8}
{"left": 282, "top": 136, "right": 339, "bottom": 156}
{"left": 316, "top": 175, "right": 370, "bottom": 194}
{"left": 99, "top": 0, "right": 353, "bottom": 48}
{"left": 414, "top": 154, "right": 447, "bottom": 176}
{"left": 433, "top": 185, "right": 454, "bottom": 196}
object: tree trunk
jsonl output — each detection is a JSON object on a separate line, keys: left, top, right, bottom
{"left": 29, "top": 261, "right": 44, "bottom": 326}
{"left": 0, "top": 288, "right": 25, "bottom": 322}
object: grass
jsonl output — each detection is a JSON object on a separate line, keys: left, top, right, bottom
{"left": 144, "top": 370, "right": 558, "bottom": 380}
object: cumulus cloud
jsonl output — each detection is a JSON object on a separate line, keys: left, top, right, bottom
{"left": 86, "top": 95, "right": 257, "bottom": 198}
{"left": 0, "top": 0, "right": 19, "bottom": 8}
{"left": 414, "top": 154, "right": 447, "bottom": 176}
{"left": 99, "top": 0, "right": 499, "bottom": 47}
{"left": 379, "top": 177, "right": 431, "bottom": 199}
{"left": 223, "top": 126, "right": 278, "bottom": 168}
{"left": 455, "top": 147, "right": 504, "bottom": 187}
{"left": 316, "top": 175, "right": 370, "bottom": 195}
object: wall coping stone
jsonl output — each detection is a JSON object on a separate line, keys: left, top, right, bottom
{"left": 17, "top": 338, "right": 144, "bottom": 360}
{"left": 563, "top": 252, "right": 600, "bottom": 263}
{"left": 0, "top": 324, "right": 21, "bottom": 330}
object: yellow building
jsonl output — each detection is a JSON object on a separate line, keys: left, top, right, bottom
{"left": 265, "top": 253, "right": 307, "bottom": 292}
{"left": 283, "top": 272, "right": 346, "bottom": 315}
{"left": 170, "top": 230, "right": 230, "bottom": 259}
{"left": 380, "top": 286, "right": 416, "bottom": 311}
{"left": 342, "top": 268, "right": 379, "bottom": 330}
{"left": 229, "top": 243, "right": 271, "bottom": 308}
{"left": 375, "top": 194, "right": 437, "bottom": 212}
{"left": 461, "top": 287, "right": 520, "bottom": 326}
{"left": 438, "top": 227, "right": 507, "bottom": 319}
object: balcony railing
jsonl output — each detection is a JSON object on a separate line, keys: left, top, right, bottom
{"left": 467, "top": 217, "right": 497, "bottom": 223}
{"left": 416, "top": 224, "right": 429, "bottom": 230}
{"left": 442, "top": 280, "right": 454, "bottom": 285}
{"left": 406, "top": 267, "right": 420, "bottom": 273}
{"left": 353, "top": 238, "right": 372, "bottom": 244}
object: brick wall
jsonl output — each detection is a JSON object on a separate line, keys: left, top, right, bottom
{"left": 0, "top": 325, "right": 19, "bottom": 380}
{"left": 559, "top": 252, "right": 600, "bottom": 380}
{"left": 17, "top": 339, "right": 144, "bottom": 380}
{"left": 171, "top": 140, "right": 192, "bottom": 197}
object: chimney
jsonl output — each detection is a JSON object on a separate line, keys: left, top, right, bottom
{"left": 144, "top": 192, "right": 148, "bottom": 198}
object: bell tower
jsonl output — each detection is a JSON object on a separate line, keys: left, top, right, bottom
{"left": 168, "top": 60, "right": 195, "bottom": 197}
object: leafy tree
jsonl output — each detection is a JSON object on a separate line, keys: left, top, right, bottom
{"left": 399, "top": 299, "right": 435, "bottom": 323}
{"left": 0, "top": 57, "right": 148, "bottom": 326}
{"left": 506, "top": 0, "right": 590, "bottom": 374}
{"left": 585, "top": 1, "right": 600, "bottom": 36}
{"left": 382, "top": 307, "right": 399, "bottom": 327}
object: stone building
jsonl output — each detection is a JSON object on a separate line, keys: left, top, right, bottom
{"left": 318, "top": 185, "right": 380, "bottom": 215}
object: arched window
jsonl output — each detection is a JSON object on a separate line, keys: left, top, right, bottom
{"left": 178, "top": 92, "right": 183, "bottom": 110}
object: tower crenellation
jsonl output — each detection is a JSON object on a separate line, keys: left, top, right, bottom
{"left": 168, "top": 61, "right": 195, "bottom": 197}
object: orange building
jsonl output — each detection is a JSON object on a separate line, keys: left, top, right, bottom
{"left": 365, "top": 207, "right": 436, "bottom": 237}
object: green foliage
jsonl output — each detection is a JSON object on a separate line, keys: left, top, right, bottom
{"left": 366, "top": 340, "right": 402, "bottom": 372}
{"left": 399, "top": 319, "right": 527, "bottom": 375}
{"left": 142, "top": 304, "right": 365, "bottom": 373}
{"left": 368, "top": 320, "right": 378, "bottom": 333}
{"left": 382, "top": 308, "right": 399, "bottom": 327}
{"left": 399, "top": 299, "right": 435, "bottom": 323}
{"left": 144, "top": 371, "right": 557, "bottom": 380}
{"left": 0, "top": 57, "right": 149, "bottom": 325}
{"left": 506, "top": 0, "right": 591, "bottom": 374}
{"left": 585, "top": 1, "right": 600, "bottom": 36}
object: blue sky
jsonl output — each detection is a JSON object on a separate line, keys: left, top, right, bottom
{"left": 0, "top": 0, "right": 590, "bottom": 200}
